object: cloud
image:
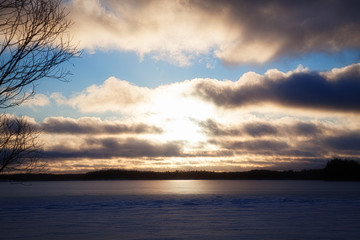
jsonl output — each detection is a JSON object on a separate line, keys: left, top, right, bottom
{"left": 56, "top": 76, "right": 214, "bottom": 122}
{"left": 43, "top": 137, "right": 183, "bottom": 159}
{"left": 209, "top": 0, "right": 360, "bottom": 65}
{"left": 55, "top": 64, "right": 360, "bottom": 116}
{"left": 194, "top": 63, "right": 360, "bottom": 112}
{"left": 66, "top": 77, "right": 151, "bottom": 113}
{"left": 199, "top": 119, "right": 325, "bottom": 138}
{"left": 67, "top": 0, "right": 227, "bottom": 66}
{"left": 21, "top": 94, "right": 50, "bottom": 108}
{"left": 243, "top": 122, "right": 278, "bottom": 137}
{"left": 40, "top": 116, "right": 163, "bottom": 135}
{"left": 223, "top": 139, "right": 290, "bottom": 152}
{"left": 324, "top": 133, "right": 360, "bottom": 152}
{"left": 292, "top": 122, "right": 323, "bottom": 137}
{"left": 198, "top": 119, "right": 241, "bottom": 137}
{"left": 199, "top": 117, "right": 360, "bottom": 162}
{"left": 67, "top": 0, "right": 360, "bottom": 65}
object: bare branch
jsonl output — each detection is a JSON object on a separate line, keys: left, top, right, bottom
{"left": 0, "top": 114, "right": 43, "bottom": 173}
{"left": 0, "top": 0, "right": 79, "bottom": 108}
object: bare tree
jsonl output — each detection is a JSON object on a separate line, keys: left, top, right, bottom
{"left": 0, "top": 114, "right": 42, "bottom": 173}
{"left": 0, "top": 0, "right": 78, "bottom": 173}
{"left": 0, "top": 0, "right": 79, "bottom": 108}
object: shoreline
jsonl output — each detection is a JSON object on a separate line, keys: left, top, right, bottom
{"left": 0, "top": 168, "right": 358, "bottom": 182}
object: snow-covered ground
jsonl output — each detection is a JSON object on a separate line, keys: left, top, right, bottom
{"left": 1, "top": 180, "right": 360, "bottom": 239}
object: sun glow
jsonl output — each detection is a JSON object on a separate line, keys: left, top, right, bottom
{"left": 148, "top": 87, "right": 214, "bottom": 144}
{"left": 162, "top": 117, "right": 204, "bottom": 143}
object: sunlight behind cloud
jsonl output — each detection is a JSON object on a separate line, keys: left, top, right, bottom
{"left": 146, "top": 83, "right": 214, "bottom": 144}
{"left": 22, "top": 63, "right": 360, "bottom": 172}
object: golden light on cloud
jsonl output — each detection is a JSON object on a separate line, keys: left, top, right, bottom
{"left": 215, "top": 40, "right": 282, "bottom": 64}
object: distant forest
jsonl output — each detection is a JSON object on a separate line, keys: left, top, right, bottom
{"left": 1, "top": 159, "right": 359, "bottom": 181}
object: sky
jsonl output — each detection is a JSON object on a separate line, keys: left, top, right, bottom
{"left": 9, "top": 0, "right": 360, "bottom": 173}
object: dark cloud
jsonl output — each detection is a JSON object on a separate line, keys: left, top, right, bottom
{"left": 185, "top": 150, "right": 235, "bottom": 158}
{"left": 210, "top": 137, "right": 330, "bottom": 158}
{"left": 198, "top": 119, "right": 241, "bottom": 136}
{"left": 222, "top": 140, "right": 290, "bottom": 152}
{"left": 193, "top": 0, "right": 360, "bottom": 63}
{"left": 272, "top": 72, "right": 360, "bottom": 111}
{"left": 292, "top": 122, "right": 323, "bottom": 137}
{"left": 324, "top": 133, "right": 360, "bottom": 152}
{"left": 199, "top": 120, "right": 280, "bottom": 138}
{"left": 41, "top": 117, "right": 163, "bottom": 135}
{"left": 244, "top": 122, "right": 278, "bottom": 137}
{"left": 199, "top": 118, "right": 360, "bottom": 160}
{"left": 43, "top": 138, "right": 183, "bottom": 159}
{"left": 199, "top": 119, "right": 324, "bottom": 138}
{"left": 194, "top": 64, "right": 360, "bottom": 112}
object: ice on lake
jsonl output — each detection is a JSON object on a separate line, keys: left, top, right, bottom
{"left": 1, "top": 180, "right": 360, "bottom": 240}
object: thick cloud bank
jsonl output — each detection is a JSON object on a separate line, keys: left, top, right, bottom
{"left": 194, "top": 63, "right": 360, "bottom": 112}
{"left": 67, "top": 0, "right": 360, "bottom": 65}
{"left": 41, "top": 117, "right": 162, "bottom": 135}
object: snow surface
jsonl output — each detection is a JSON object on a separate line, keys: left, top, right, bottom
{"left": 1, "top": 180, "right": 360, "bottom": 240}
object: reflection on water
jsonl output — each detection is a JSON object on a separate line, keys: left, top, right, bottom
{"left": 2, "top": 180, "right": 360, "bottom": 198}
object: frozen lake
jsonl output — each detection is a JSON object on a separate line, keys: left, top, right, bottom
{"left": 1, "top": 180, "right": 360, "bottom": 239}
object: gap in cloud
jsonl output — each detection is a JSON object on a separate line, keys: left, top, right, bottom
{"left": 268, "top": 49, "right": 360, "bottom": 73}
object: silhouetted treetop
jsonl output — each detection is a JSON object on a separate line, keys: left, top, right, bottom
{"left": 325, "top": 158, "right": 360, "bottom": 181}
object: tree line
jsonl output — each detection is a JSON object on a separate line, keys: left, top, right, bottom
{"left": 1, "top": 159, "right": 359, "bottom": 181}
